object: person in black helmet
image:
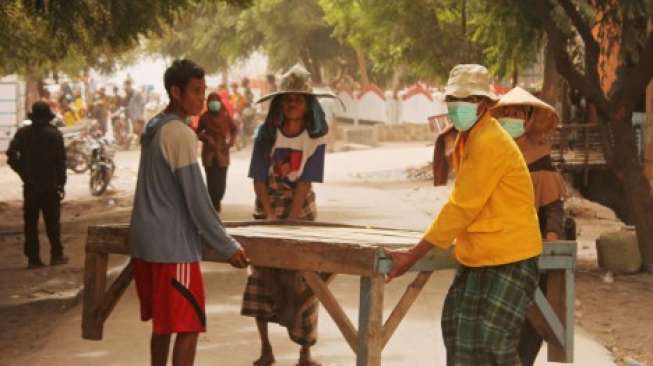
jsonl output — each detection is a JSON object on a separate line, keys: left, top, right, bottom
{"left": 7, "top": 101, "right": 68, "bottom": 269}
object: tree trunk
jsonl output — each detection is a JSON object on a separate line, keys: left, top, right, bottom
{"left": 644, "top": 79, "right": 653, "bottom": 180}
{"left": 300, "top": 50, "right": 322, "bottom": 84}
{"left": 541, "top": 43, "right": 563, "bottom": 108}
{"left": 355, "top": 48, "right": 370, "bottom": 87}
{"left": 560, "top": 82, "right": 571, "bottom": 125}
{"left": 312, "top": 57, "right": 323, "bottom": 85}
{"left": 220, "top": 70, "right": 229, "bottom": 86}
{"left": 604, "top": 107, "right": 653, "bottom": 270}
{"left": 461, "top": 0, "right": 468, "bottom": 63}
{"left": 24, "top": 75, "right": 41, "bottom": 113}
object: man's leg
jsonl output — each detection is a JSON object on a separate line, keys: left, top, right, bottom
{"left": 42, "top": 190, "right": 66, "bottom": 263}
{"left": 151, "top": 333, "right": 171, "bottom": 366}
{"left": 23, "top": 189, "right": 42, "bottom": 266}
{"left": 255, "top": 318, "right": 275, "bottom": 366}
{"left": 172, "top": 332, "right": 199, "bottom": 366}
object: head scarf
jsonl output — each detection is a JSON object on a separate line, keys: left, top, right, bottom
{"left": 254, "top": 94, "right": 329, "bottom": 153}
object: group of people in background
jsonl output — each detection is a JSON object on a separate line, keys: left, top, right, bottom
{"left": 36, "top": 78, "right": 155, "bottom": 143}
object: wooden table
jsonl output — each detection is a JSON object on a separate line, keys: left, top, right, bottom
{"left": 81, "top": 221, "right": 576, "bottom": 365}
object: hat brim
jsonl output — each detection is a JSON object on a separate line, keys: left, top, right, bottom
{"left": 255, "top": 91, "right": 339, "bottom": 104}
{"left": 27, "top": 110, "right": 56, "bottom": 122}
{"left": 444, "top": 87, "right": 499, "bottom": 101}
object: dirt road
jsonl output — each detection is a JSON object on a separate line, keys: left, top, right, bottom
{"left": 1, "top": 143, "right": 620, "bottom": 365}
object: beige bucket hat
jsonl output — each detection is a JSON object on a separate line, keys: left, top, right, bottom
{"left": 492, "top": 86, "right": 559, "bottom": 136}
{"left": 256, "top": 63, "right": 338, "bottom": 104}
{"left": 444, "top": 64, "right": 499, "bottom": 101}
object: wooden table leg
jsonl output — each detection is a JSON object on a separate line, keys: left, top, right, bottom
{"left": 564, "top": 268, "right": 575, "bottom": 362}
{"left": 301, "top": 272, "right": 358, "bottom": 353}
{"left": 382, "top": 271, "right": 432, "bottom": 348}
{"left": 546, "top": 269, "right": 575, "bottom": 362}
{"left": 82, "top": 251, "right": 108, "bottom": 340}
{"left": 357, "top": 275, "right": 384, "bottom": 366}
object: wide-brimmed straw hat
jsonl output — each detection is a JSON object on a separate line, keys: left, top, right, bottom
{"left": 256, "top": 63, "right": 338, "bottom": 104}
{"left": 444, "top": 64, "right": 499, "bottom": 101}
{"left": 492, "top": 86, "right": 559, "bottom": 136}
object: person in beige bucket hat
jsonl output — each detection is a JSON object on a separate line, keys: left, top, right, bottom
{"left": 385, "top": 64, "right": 543, "bottom": 365}
{"left": 444, "top": 63, "right": 499, "bottom": 101}
{"left": 492, "top": 87, "right": 570, "bottom": 365}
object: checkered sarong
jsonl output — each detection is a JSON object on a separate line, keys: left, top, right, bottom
{"left": 242, "top": 176, "right": 319, "bottom": 346}
{"left": 254, "top": 175, "right": 317, "bottom": 220}
{"left": 441, "top": 257, "right": 539, "bottom": 366}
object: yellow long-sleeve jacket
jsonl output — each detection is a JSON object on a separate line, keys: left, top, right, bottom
{"left": 423, "top": 113, "right": 542, "bottom": 267}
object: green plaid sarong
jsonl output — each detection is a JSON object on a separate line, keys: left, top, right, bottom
{"left": 243, "top": 175, "right": 320, "bottom": 346}
{"left": 441, "top": 257, "right": 539, "bottom": 366}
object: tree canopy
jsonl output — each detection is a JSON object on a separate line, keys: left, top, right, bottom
{"left": 0, "top": 1, "right": 259, "bottom": 77}
{"left": 319, "top": 0, "right": 544, "bottom": 83}
{"left": 147, "top": 0, "right": 359, "bottom": 84}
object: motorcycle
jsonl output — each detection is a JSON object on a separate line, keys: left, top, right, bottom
{"left": 65, "top": 134, "right": 91, "bottom": 174}
{"left": 110, "top": 107, "right": 137, "bottom": 150}
{"left": 61, "top": 118, "right": 105, "bottom": 174}
{"left": 88, "top": 133, "right": 116, "bottom": 196}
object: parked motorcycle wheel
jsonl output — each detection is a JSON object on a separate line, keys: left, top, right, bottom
{"left": 66, "top": 145, "right": 90, "bottom": 174}
{"left": 68, "top": 148, "right": 89, "bottom": 174}
{"left": 89, "top": 167, "right": 110, "bottom": 196}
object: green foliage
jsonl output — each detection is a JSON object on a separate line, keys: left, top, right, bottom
{"left": 321, "top": 0, "right": 519, "bottom": 82}
{"left": 0, "top": 0, "right": 191, "bottom": 77}
{"left": 148, "top": 0, "right": 358, "bottom": 83}
{"left": 472, "top": 0, "right": 546, "bottom": 78}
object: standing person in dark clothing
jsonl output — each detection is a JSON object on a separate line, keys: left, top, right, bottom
{"left": 7, "top": 101, "right": 69, "bottom": 269}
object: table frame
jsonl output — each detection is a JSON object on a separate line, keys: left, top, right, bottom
{"left": 81, "top": 221, "right": 576, "bottom": 365}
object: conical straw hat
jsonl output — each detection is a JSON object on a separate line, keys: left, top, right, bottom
{"left": 492, "top": 87, "right": 559, "bottom": 135}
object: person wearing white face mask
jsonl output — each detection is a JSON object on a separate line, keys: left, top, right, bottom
{"left": 386, "top": 64, "right": 543, "bottom": 365}
{"left": 492, "top": 87, "right": 569, "bottom": 366}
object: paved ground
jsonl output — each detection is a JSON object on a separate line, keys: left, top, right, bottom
{"left": 3, "top": 143, "right": 616, "bottom": 365}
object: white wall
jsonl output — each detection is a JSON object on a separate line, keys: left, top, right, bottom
{"left": 357, "top": 91, "right": 387, "bottom": 123}
{"left": 335, "top": 91, "right": 358, "bottom": 122}
{"left": 0, "top": 75, "right": 25, "bottom": 151}
{"left": 331, "top": 85, "right": 448, "bottom": 126}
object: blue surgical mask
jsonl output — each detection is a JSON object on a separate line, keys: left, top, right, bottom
{"left": 498, "top": 117, "right": 525, "bottom": 138}
{"left": 447, "top": 102, "right": 479, "bottom": 131}
{"left": 208, "top": 100, "right": 222, "bottom": 112}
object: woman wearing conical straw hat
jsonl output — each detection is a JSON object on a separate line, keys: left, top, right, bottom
{"left": 492, "top": 87, "right": 569, "bottom": 365}
{"left": 241, "top": 64, "right": 336, "bottom": 366}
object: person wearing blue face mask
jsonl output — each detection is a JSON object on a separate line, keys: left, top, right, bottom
{"left": 386, "top": 65, "right": 543, "bottom": 365}
{"left": 492, "top": 87, "right": 568, "bottom": 366}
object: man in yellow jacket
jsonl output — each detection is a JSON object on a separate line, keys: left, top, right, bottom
{"left": 386, "top": 64, "right": 542, "bottom": 365}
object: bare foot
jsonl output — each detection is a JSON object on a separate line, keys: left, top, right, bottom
{"left": 297, "top": 347, "right": 321, "bottom": 366}
{"left": 296, "top": 362, "right": 322, "bottom": 366}
{"left": 253, "top": 346, "right": 275, "bottom": 366}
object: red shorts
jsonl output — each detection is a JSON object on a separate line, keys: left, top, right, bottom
{"left": 133, "top": 259, "right": 206, "bottom": 335}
